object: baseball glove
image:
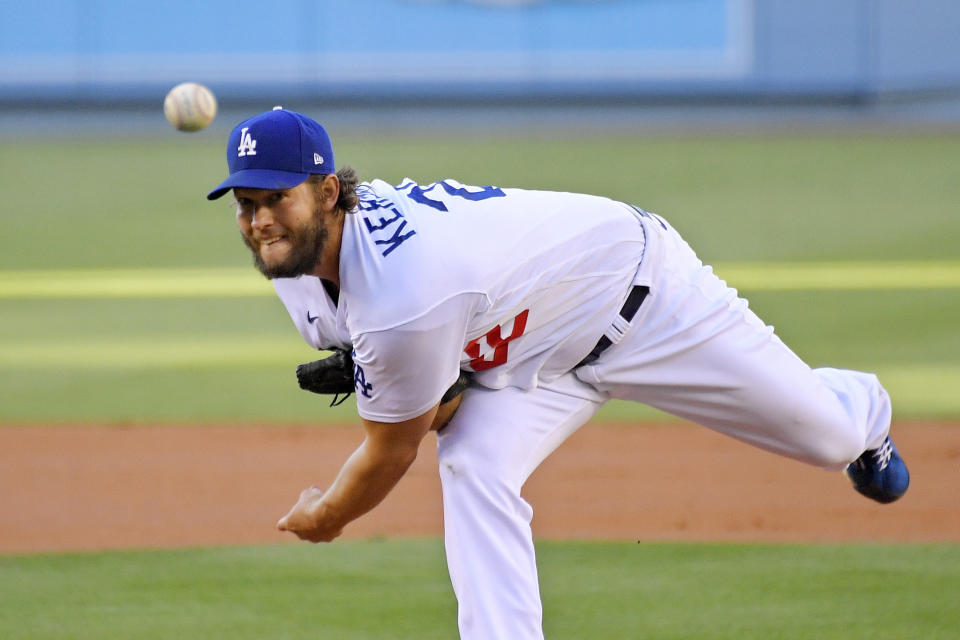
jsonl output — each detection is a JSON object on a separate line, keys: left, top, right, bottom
{"left": 296, "top": 348, "right": 473, "bottom": 407}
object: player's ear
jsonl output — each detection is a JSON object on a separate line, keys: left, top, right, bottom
{"left": 317, "top": 174, "right": 341, "bottom": 211}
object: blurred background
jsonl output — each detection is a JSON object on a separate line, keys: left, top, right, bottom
{"left": 1, "top": 0, "right": 959, "bottom": 423}
{"left": 2, "top": 5, "right": 959, "bottom": 638}
{"left": 2, "top": 0, "right": 960, "bottom": 131}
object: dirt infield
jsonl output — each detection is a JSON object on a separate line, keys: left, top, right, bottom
{"left": 1, "top": 421, "right": 956, "bottom": 554}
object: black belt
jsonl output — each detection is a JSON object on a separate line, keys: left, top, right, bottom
{"left": 577, "top": 285, "right": 649, "bottom": 367}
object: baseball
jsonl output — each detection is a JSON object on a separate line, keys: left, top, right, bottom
{"left": 163, "top": 82, "right": 217, "bottom": 132}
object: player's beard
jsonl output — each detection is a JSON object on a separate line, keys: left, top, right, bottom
{"left": 242, "top": 209, "right": 328, "bottom": 280}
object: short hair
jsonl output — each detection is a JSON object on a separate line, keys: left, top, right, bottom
{"left": 309, "top": 166, "right": 359, "bottom": 212}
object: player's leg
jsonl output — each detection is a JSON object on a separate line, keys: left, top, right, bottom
{"left": 436, "top": 373, "right": 606, "bottom": 640}
{"left": 577, "top": 214, "right": 892, "bottom": 472}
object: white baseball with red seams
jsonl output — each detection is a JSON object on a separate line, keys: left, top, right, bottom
{"left": 273, "top": 178, "right": 891, "bottom": 640}
{"left": 163, "top": 82, "right": 217, "bottom": 132}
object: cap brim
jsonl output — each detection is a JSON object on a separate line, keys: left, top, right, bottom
{"left": 206, "top": 169, "right": 312, "bottom": 200}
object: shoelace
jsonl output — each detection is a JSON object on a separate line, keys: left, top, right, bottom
{"left": 872, "top": 438, "right": 894, "bottom": 471}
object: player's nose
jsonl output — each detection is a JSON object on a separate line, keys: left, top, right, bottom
{"left": 250, "top": 206, "right": 275, "bottom": 231}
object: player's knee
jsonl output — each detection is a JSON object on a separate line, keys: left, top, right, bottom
{"left": 438, "top": 444, "right": 515, "bottom": 488}
{"left": 438, "top": 449, "right": 491, "bottom": 481}
{"left": 437, "top": 448, "right": 468, "bottom": 480}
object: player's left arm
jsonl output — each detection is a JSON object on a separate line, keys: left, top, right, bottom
{"left": 277, "top": 404, "right": 438, "bottom": 543}
{"left": 279, "top": 295, "right": 475, "bottom": 542}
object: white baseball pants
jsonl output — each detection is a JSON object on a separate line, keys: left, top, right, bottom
{"left": 436, "top": 214, "right": 891, "bottom": 639}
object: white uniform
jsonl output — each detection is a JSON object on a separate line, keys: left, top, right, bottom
{"left": 274, "top": 179, "right": 891, "bottom": 640}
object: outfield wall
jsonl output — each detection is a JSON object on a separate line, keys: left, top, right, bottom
{"left": 1, "top": 0, "right": 958, "bottom": 102}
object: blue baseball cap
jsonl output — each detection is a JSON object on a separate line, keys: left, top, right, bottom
{"left": 207, "top": 107, "right": 335, "bottom": 200}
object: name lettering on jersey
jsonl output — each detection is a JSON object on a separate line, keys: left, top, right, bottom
{"left": 353, "top": 180, "right": 507, "bottom": 258}
{"left": 353, "top": 362, "right": 373, "bottom": 398}
{"left": 357, "top": 185, "right": 417, "bottom": 257}
{"left": 465, "top": 309, "right": 530, "bottom": 372}
{"left": 237, "top": 127, "right": 257, "bottom": 157}
{"left": 373, "top": 220, "right": 416, "bottom": 257}
{"left": 396, "top": 179, "right": 506, "bottom": 212}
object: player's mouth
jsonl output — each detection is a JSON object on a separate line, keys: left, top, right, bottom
{"left": 258, "top": 235, "right": 289, "bottom": 258}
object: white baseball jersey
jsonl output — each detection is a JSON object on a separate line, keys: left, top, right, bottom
{"left": 273, "top": 178, "right": 646, "bottom": 422}
{"left": 273, "top": 178, "right": 894, "bottom": 640}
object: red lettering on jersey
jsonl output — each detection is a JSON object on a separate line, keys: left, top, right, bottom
{"left": 465, "top": 309, "right": 530, "bottom": 372}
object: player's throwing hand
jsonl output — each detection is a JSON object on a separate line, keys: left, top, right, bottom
{"left": 276, "top": 486, "right": 343, "bottom": 543}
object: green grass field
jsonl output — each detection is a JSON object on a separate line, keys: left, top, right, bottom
{"left": 2, "top": 128, "right": 958, "bottom": 638}
{"left": 1, "top": 541, "right": 958, "bottom": 639}
{"left": 2, "top": 131, "right": 959, "bottom": 421}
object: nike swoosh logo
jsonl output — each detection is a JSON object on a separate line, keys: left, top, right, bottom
{"left": 306, "top": 311, "right": 318, "bottom": 324}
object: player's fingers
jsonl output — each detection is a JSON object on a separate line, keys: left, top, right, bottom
{"left": 276, "top": 500, "right": 301, "bottom": 532}
{"left": 277, "top": 486, "right": 326, "bottom": 535}
{"left": 300, "top": 485, "right": 323, "bottom": 500}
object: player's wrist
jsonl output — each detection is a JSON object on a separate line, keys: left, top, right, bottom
{"left": 310, "top": 498, "right": 345, "bottom": 542}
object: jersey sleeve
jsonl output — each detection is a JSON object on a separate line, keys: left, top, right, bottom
{"left": 350, "top": 293, "right": 478, "bottom": 423}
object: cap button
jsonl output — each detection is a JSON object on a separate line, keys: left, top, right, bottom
{"left": 272, "top": 105, "right": 283, "bottom": 110}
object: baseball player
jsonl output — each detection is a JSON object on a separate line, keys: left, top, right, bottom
{"left": 207, "top": 108, "right": 909, "bottom": 639}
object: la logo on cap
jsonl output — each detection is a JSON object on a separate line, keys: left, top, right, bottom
{"left": 238, "top": 127, "right": 257, "bottom": 157}
{"left": 314, "top": 153, "right": 324, "bottom": 165}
